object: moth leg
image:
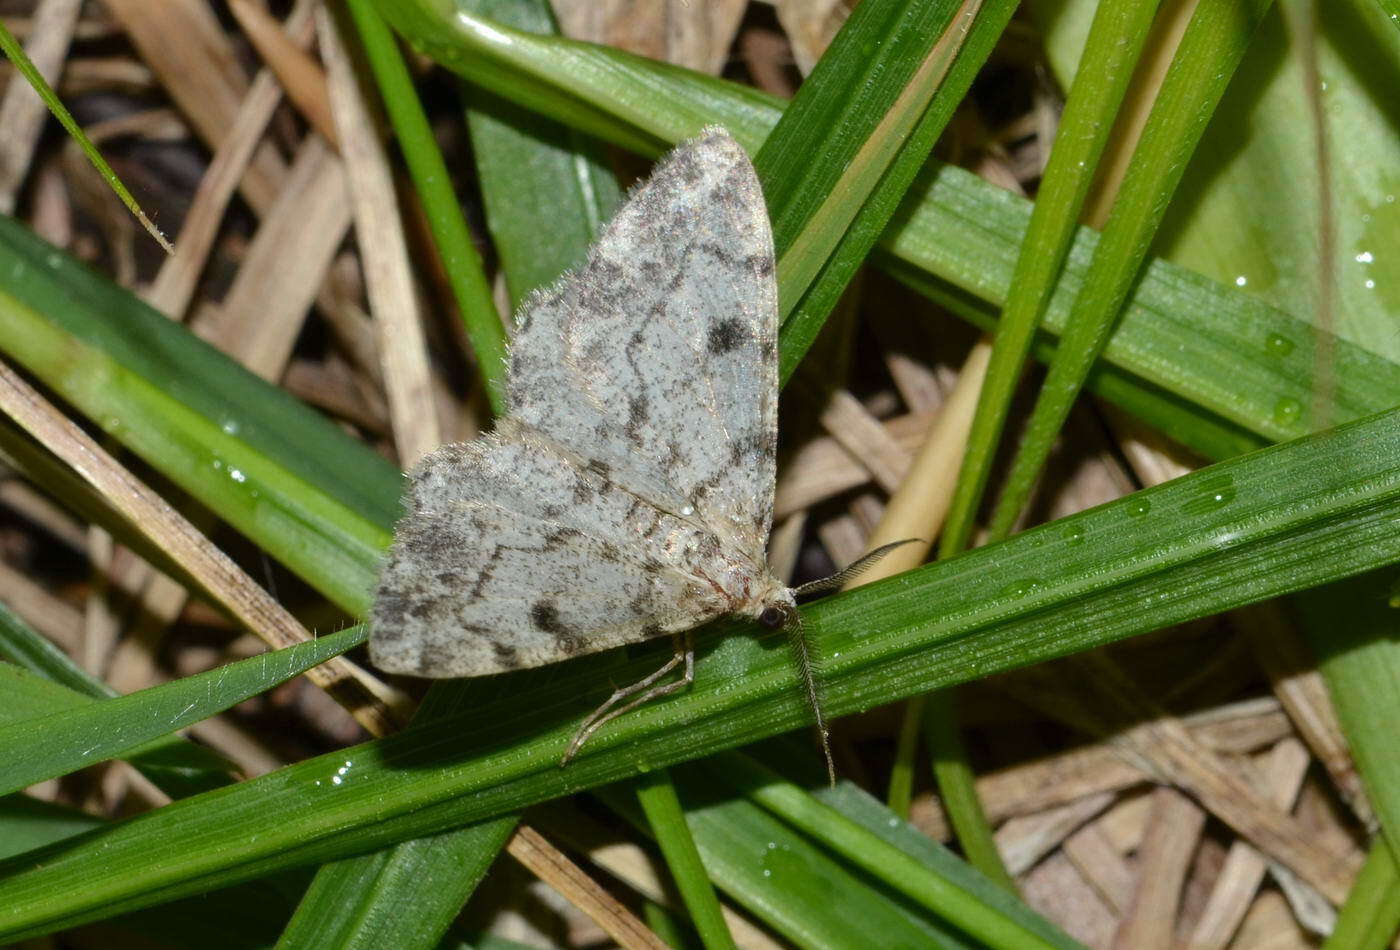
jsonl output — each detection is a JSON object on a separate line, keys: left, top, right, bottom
{"left": 561, "top": 633, "right": 694, "bottom": 766}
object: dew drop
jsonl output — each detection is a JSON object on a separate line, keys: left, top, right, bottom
{"left": 1127, "top": 498, "right": 1151, "bottom": 518}
{"left": 1272, "top": 397, "right": 1303, "bottom": 428}
{"left": 1062, "top": 525, "right": 1086, "bottom": 546}
{"left": 1264, "top": 333, "right": 1295, "bottom": 356}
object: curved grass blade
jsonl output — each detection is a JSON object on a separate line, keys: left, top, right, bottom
{"left": 1325, "top": 839, "right": 1400, "bottom": 950}
{"left": 0, "top": 601, "right": 235, "bottom": 797}
{"left": 0, "top": 20, "right": 171, "bottom": 253}
{"left": 275, "top": 821, "right": 513, "bottom": 950}
{"left": 5, "top": 404, "right": 1400, "bottom": 936}
{"left": 985, "top": 0, "right": 1275, "bottom": 540}
{"left": 0, "top": 624, "right": 366, "bottom": 797}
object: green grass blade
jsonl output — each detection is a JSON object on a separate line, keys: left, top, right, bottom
{"left": 757, "top": 0, "right": 967, "bottom": 302}
{"left": 463, "top": 2, "right": 621, "bottom": 310}
{"left": 940, "top": 0, "right": 1162, "bottom": 557}
{"left": 0, "top": 795, "right": 105, "bottom": 862}
{"left": 0, "top": 625, "right": 366, "bottom": 797}
{"left": 0, "top": 226, "right": 394, "bottom": 614}
{"left": 898, "top": 269, "right": 1268, "bottom": 462}
{"left": 985, "top": 0, "right": 1274, "bottom": 540}
{"left": 341, "top": 0, "right": 508, "bottom": 414}
{"left": 0, "top": 599, "right": 116, "bottom": 699}
{"left": 807, "top": 768, "right": 1079, "bottom": 948}
{"left": 720, "top": 754, "right": 1076, "bottom": 950}
{"left": 5, "top": 405, "right": 1400, "bottom": 936}
{"left": 597, "top": 772, "right": 980, "bottom": 949}
{"left": 917, "top": 0, "right": 1158, "bottom": 865}
{"left": 0, "top": 20, "right": 171, "bottom": 253}
{"left": 1325, "top": 838, "right": 1400, "bottom": 950}
{"left": 634, "top": 770, "right": 737, "bottom": 950}
{"left": 276, "top": 821, "right": 513, "bottom": 950}
{"left": 922, "top": 691, "right": 1015, "bottom": 891}
{"left": 765, "top": 0, "right": 1020, "bottom": 382}
{"left": 0, "top": 605, "right": 234, "bottom": 798}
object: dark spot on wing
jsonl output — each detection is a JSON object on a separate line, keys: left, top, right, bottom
{"left": 531, "top": 600, "right": 566, "bottom": 634}
{"left": 571, "top": 473, "right": 594, "bottom": 503}
{"left": 746, "top": 253, "right": 775, "bottom": 277}
{"left": 641, "top": 621, "right": 665, "bottom": 638}
{"left": 707, "top": 316, "right": 746, "bottom": 354}
{"left": 587, "top": 459, "right": 611, "bottom": 479}
{"left": 546, "top": 527, "right": 582, "bottom": 547}
{"left": 491, "top": 641, "right": 520, "bottom": 667}
{"left": 627, "top": 394, "right": 650, "bottom": 439}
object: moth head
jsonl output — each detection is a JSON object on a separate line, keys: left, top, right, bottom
{"left": 752, "top": 584, "right": 798, "bottom": 629}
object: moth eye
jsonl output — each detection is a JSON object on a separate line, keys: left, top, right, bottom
{"left": 759, "top": 605, "right": 787, "bottom": 628}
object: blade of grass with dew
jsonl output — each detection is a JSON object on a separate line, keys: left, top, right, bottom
{"left": 0, "top": 223, "right": 394, "bottom": 615}
{"left": 713, "top": 753, "right": 1077, "bottom": 950}
{"left": 1378, "top": 0, "right": 1400, "bottom": 36}
{"left": 985, "top": 0, "right": 1275, "bottom": 541}
{"left": 1035, "top": 0, "right": 1400, "bottom": 364}
{"left": 595, "top": 777, "right": 991, "bottom": 949}
{"left": 0, "top": 624, "right": 366, "bottom": 797}
{"left": 374, "top": 0, "right": 1400, "bottom": 445}
{"left": 341, "top": 0, "right": 508, "bottom": 414}
{"left": 6, "top": 405, "right": 1400, "bottom": 936}
{"left": 634, "top": 771, "right": 737, "bottom": 950}
{"left": 0, "top": 20, "right": 171, "bottom": 253}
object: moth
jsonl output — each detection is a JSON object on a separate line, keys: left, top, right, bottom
{"left": 370, "top": 127, "right": 904, "bottom": 778}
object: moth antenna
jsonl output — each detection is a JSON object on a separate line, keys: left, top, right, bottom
{"left": 787, "top": 610, "right": 836, "bottom": 787}
{"left": 792, "top": 538, "right": 923, "bottom": 598}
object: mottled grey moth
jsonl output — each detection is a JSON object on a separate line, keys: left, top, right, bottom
{"left": 369, "top": 126, "right": 904, "bottom": 778}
